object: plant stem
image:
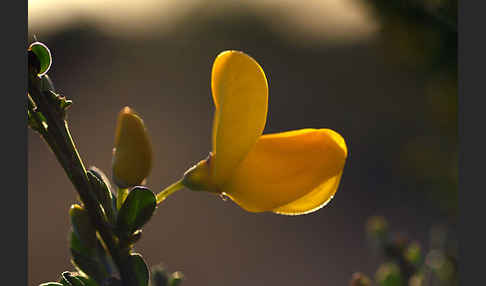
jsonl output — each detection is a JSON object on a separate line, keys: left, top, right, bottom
{"left": 28, "top": 72, "right": 136, "bottom": 286}
{"left": 156, "top": 179, "right": 184, "bottom": 204}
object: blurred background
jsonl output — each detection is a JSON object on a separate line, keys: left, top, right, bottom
{"left": 28, "top": 0, "right": 457, "bottom": 285}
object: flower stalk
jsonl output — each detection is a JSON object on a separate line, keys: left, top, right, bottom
{"left": 156, "top": 179, "right": 184, "bottom": 204}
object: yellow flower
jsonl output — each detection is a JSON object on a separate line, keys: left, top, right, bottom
{"left": 183, "top": 50, "right": 348, "bottom": 215}
{"left": 112, "top": 107, "right": 153, "bottom": 188}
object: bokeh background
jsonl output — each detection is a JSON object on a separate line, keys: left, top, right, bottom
{"left": 28, "top": 0, "right": 457, "bottom": 285}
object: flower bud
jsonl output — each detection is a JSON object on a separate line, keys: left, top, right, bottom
{"left": 112, "top": 107, "right": 153, "bottom": 188}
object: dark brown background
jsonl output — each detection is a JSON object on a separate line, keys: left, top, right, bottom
{"left": 28, "top": 1, "right": 457, "bottom": 285}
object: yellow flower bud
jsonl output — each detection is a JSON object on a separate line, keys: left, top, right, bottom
{"left": 182, "top": 51, "right": 347, "bottom": 215}
{"left": 112, "top": 107, "right": 153, "bottom": 188}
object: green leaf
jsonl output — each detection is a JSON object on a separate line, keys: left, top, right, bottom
{"left": 59, "top": 272, "right": 86, "bottom": 286}
{"left": 129, "top": 253, "right": 150, "bottom": 286}
{"left": 28, "top": 94, "right": 48, "bottom": 133}
{"left": 87, "top": 167, "right": 116, "bottom": 224}
{"left": 59, "top": 271, "right": 100, "bottom": 286}
{"left": 70, "top": 232, "right": 110, "bottom": 284}
{"left": 116, "top": 187, "right": 156, "bottom": 235}
{"left": 75, "top": 276, "right": 99, "bottom": 286}
{"left": 70, "top": 231, "right": 90, "bottom": 254}
{"left": 70, "top": 204, "right": 97, "bottom": 250}
{"left": 28, "top": 110, "right": 44, "bottom": 132}
{"left": 29, "top": 42, "right": 52, "bottom": 76}
{"left": 40, "top": 283, "right": 64, "bottom": 286}
{"left": 70, "top": 250, "right": 107, "bottom": 283}
{"left": 40, "top": 74, "right": 56, "bottom": 92}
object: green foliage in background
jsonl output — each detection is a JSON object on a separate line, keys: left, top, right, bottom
{"left": 367, "top": 0, "right": 458, "bottom": 217}
{"left": 350, "top": 216, "right": 458, "bottom": 286}
{"left": 350, "top": 2, "right": 458, "bottom": 285}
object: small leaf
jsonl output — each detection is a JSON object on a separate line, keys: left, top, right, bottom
{"left": 28, "top": 110, "right": 44, "bottom": 132}
{"left": 40, "top": 74, "right": 56, "bottom": 92}
{"left": 88, "top": 166, "right": 117, "bottom": 209}
{"left": 71, "top": 250, "right": 107, "bottom": 283}
{"left": 129, "top": 253, "right": 150, "bottom": 286}
{"left": 70, "top": 231, "right": 90, "bottom": 254}
{"left": 59, "top": 272, "right": 85, "bottom": 286}
{"left": 75, "top": 276, "right": 99, "bottom": 286}
{"left": 116, "top": 187, "right": 156, "bottom": 235}
{"left": 70, "top": 204, "right": 97, "bottom": 250}
{"left": 29, "top": 42, "right": 52, "bottom": 76}
{"left": 87, "top": 168, "right": 116, "bottom": 223}
{"left": 28, "top": 94, "right": 48, "bottom": 132}
{"left": 70, "top": 232, "right": 110, "bottom": 283}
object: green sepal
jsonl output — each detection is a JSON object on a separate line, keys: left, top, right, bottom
{"left": 129, "top": 253, "right": 150, "bottom": 286}
{"left": 87, "top": 167, "right": 116, "bottom": 224}
{"left": 116, "top": 187, "right": 156, "bottom": 236}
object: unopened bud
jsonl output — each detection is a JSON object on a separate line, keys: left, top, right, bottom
{"left": 112, "top": 107, "right": 153, "bottom": 188}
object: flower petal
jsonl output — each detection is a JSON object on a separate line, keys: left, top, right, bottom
{"left": 222, "top": 129, "right": 347, "bottom": 213}
{"left": 272, "top": 169, "right": 344, "bottom": 215}
{"left": 210, "top": 50, "right": 269, "bottom": 186}
{"left": 113, "top": 107, "right": 153, "bottom": 187}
